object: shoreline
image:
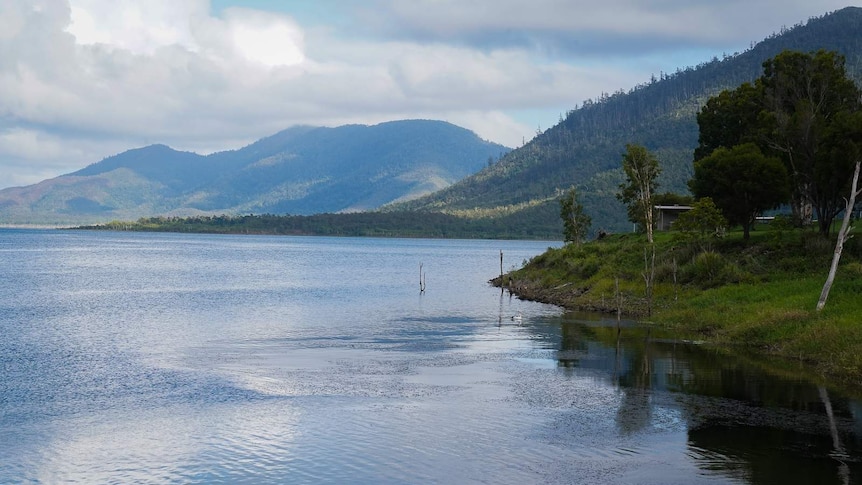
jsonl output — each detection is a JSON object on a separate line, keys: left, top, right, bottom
{"left": 489, "top": 230, "right": 862, "bottom": 389}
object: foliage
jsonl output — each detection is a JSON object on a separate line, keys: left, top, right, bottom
{"left": 617, "top": 144, "right": 661, "bottom": 242}
{"left": 559, "top": 187, "right": 591, "bottom": 244}
{"left": 760, "top": 49, "right": 862, "bottom": 234}
{"left": 80, "top": 210, "right": 564, "bottom": 240}
{"left": 653, "top": 192, "right": 694, "bottom": 207}
{"left": 673, "top": 197, "right": 727, "bottom": 241}
{"left": 694, "top": 82, "right": 765, "bottom": 161}
{"left": 694, "top": 50, "right": 862, "bottom": 236}
{"left": 690, "top": 143, "right": 790, "bottom": 240}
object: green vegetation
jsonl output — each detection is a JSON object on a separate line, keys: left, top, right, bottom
{"left": 559, "top": 187, "right": 591, "bottom": 244}
{"left": 673, "top": 197, "right": 726, "bottom": 241}
{"left": 495, "top": 226, "right": 862, "bottom": 384}
{"left": 690, "top": 143, "right": 789, "bottom": 240}
{"left": 80, "top": 211, "right": 562, "bottom": 240}
{"left": 617, "top": 144, "right": 661, "bottom": 242}
{"left": 694, "top": 49, "right": 862, "bottom": 235}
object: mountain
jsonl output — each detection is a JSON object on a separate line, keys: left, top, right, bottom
{"left": 391, "top": 7, "right": 862, "bottom": 234}
{"left": 0, "top": 120, "right": 509, "bottom": 225}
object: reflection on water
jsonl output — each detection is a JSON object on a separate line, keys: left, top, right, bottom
{"left": 1, "top": 230, "right": 861, "bottom": 484}
{"left": 551, "top": 314, "right": 862, "bottom": 484}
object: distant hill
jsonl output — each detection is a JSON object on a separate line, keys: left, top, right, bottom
{"left": 391, "top": 7, "right": 862, "bottom": 234}
{"left": 0, "top": 120, "right": 509, "bottom": 225}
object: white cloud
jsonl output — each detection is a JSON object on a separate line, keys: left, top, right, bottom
{"left": 445, "top": 110, "right": 534, "bottom": 148}
{"left": 224, "top": 8, "right": 305, "bottom": 67}
{"left": 67, "top": 0, "right": 206, "bottom": 54}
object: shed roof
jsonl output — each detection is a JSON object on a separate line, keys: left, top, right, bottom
{"left": 654, "top": 205, "right": 692, "bottom": 211}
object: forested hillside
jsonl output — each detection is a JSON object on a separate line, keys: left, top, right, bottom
{"left": 392, "top": 7, "right": 862, "bottom": 234}
{"left": 0, "top": 120, "right": 507, "bottom": 225}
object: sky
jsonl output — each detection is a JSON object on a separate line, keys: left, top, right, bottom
{"left": 0, "top": 0, "right": 852, "bottom": 190}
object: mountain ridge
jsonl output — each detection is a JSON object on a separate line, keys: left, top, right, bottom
{"left": 0, "top": 120, "right": 508, "bottom": 225}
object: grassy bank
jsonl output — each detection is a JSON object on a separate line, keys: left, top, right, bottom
{"left": 494, "top": 226, "right": 862, "bottom": 384}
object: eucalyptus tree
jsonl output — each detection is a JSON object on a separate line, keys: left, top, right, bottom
{"left": 760, "top": 50, "right": 862, "bottom": 232}
{"left": 617, "top": 144, "right": 661, "bottom": 243}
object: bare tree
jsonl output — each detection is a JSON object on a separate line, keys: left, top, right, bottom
{"left": 817, "top": 161, "right": 862, "bottom": 312}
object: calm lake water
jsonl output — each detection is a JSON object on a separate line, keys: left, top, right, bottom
{"left": 1, "top": 229, "right": 861, "bottom": 484}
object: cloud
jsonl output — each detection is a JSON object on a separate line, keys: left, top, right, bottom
{"left": 0, "top": 128, "right": 132, "bottom": 187}
{"left": 360, "top": 0, "right": 850, "bottom": 57}
{"left": 0, "top": 0, "right": 850, "bottom": 190}
{"left": 223, "top": 8, "right": 305, "bottom": 67}
{"left": 67, "top": 0, "right": 206, "bottom": 54}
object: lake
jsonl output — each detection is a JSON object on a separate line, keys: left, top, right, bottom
{"left": 1, "top": 229, "right": 860, "bottom": 484}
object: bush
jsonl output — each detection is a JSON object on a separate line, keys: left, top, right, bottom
{"left": 682, "top": 250, "right": 747, "bottom": 288}
{"left": 579, "top": 256, "right": 601, "bottom": 279}
{"left": 692, "top": 251, "right": 725, "bottom": 280}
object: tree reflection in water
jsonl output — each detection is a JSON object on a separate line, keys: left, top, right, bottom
{"left": 553, "top": 316, "right": 862, "bottom": 485}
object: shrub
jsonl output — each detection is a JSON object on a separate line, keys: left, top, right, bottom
{"left": 682, "top": 250, "right": 747, "bottom": 288}
{"left": 692, "top": 251, "right": 725, "bottom": 280}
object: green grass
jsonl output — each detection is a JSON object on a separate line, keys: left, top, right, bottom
{"left": 498, "top": 225, "right": 862, "bottom": 384}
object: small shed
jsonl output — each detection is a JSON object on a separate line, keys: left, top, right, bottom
{"left": 655, "top": 205, "right": 692, "bottom": 231}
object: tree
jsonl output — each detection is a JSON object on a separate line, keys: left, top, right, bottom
{"left": 817, "top": 162, "right": 862, "bottom": 312}
{"left": 559, "top": 187, "right": 591, "bottom": 244}
{"left": 695, "top": 50, "right": 862, "bottom": 235}
{"left": 673, "top": 197, "right": 728, "bottom": 241}
{"left": 815, "top": 110, "right": 862, "bottom": 232}
{"left": 760, "top": 50, "right": 862, "bottom": 233}
{"left": 689, "top": 143, "right": 790, "bottom": 240}
{"left": 694, "top": 82, "right": 765, "bottom": 162}
{"left": 653, "top": 192, "right": 694, "bottom": 207}
{"left": 617, "top": 144, "right": 661, "bottom": 243}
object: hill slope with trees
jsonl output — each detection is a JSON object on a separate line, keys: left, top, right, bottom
{"left": 0, "top": 120, "right": 508, "bottom": 225}
{"left": 391, "top": 7, "right": 862, "bottom": 235}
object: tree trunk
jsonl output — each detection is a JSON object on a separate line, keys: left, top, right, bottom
{"left": 642, "top": 244, "right": 656, "bottom": 316}
{"left": 817, "top": 162, "right": 861, "bottom": 312}
{"left": 790, "top": 191, "right": 814, "bottom": 227}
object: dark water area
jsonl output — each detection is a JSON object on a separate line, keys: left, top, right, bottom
{"left": 1, "top": 229, "right": 860, "bottom": 484}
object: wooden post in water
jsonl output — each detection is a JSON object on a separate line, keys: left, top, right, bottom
{"left": 500, "top": 250, "right": 504, "bottom": 294}
{"left": 615, "top": 277, "right": 622, "bottom": 332}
